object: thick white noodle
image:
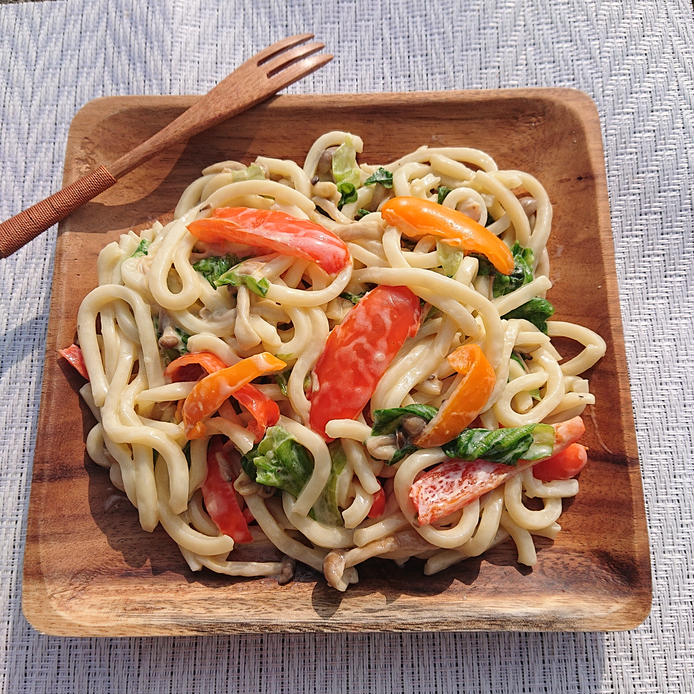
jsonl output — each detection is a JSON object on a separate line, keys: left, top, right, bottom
{"left": 76, "top": 132, "right": 599, "bottom": 588}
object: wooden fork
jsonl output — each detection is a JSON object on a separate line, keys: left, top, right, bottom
{"left": 0, "top": 34, "right": 332, "bottom": 258}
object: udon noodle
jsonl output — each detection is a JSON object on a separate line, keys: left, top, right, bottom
{"left": 73, "top": 132, "right": 605, "bottom": 590}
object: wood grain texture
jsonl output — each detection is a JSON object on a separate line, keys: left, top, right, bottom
{"left": 22, "top": 90, "right": 651, "bottom": 636}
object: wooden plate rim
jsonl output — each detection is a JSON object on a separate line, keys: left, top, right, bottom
{"left": 22, "top": 89, "right": 651, "bottom": 635}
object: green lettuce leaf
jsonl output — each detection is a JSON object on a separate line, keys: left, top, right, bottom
{"left": 216, "top": 268, "right": 270, "bottom": 297}
{"left": 475, "top": 257, "right": 494, "bottom": 275}
{"left": 510, "top": 351, "right": 526, "bottom": 369}
{"left": 355, "top": 208, "right": 371, "bottom": 220}
{"left": 371, "top": 404, "right": 438, "bottom": 436}
{"left": 337, "top": 181, "right": 358, "bottom": 210}
{"left": 493, "top": 242, "right": 534, "bottom": 297}
{"left": 473, "top": 242, "right": 535, "bottom": 295}
{"left": 371, "top": 405, "right": 439, "bottom": 465}
{"left": 192, "top": 254, "right": 240, "bottom": 288}
{"left": 227, "top": 163, "right": 266, "bottom": 183}
{"left": 437, "top": 186, "right": 452, "bottom": 204}
{"left": 339, "top": 290, "right": 366, "bottom": 305}
{"left": 502, "top": 298, "right": 555, "bottom": 333}
{"left": 274, "top": 370, "right": 290, "bottom": 396}
{"left": 523, "top": 423, "right": 555, "bottom": 458}
{"left": 442, "top": 423, "right": 555, "bottom": 466}
{"left": 437, "top": 240, "right": 463, "bottom": 277}
{"left": 153, "top": 318, "right": 190, "bottom": 364}
{"left": 311, "top": 442, "right": 347, "bottom": 526}
{"left": 131, "top": 238, "right": 150, "bottom": 257}
{"left": 390, "top": 445, "right": 417, "bottom": 465}
{"left": 241, "top": 426, "right": 312, "bottom": 497}
{"left": 242, "top": 427, "right": 346, "bottom": 526}
{"left": 363, "top": 167, "right": 393, "bottom": 188}
{"left": 332, "top": 138, "right": 361, "bottom": 188}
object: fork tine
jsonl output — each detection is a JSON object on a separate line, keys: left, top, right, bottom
{"left": 254, "top": 33, "right": 314, "bottom": 66}
{"left": 267, "top": 53, "right": 333, "bottom": 91}
{"left": 263, "top": 41, "right": 326, "bottom": 77}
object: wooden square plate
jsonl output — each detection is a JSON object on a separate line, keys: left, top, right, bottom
{"left": 22, "top": 89, "right": 651, "bottom": 635}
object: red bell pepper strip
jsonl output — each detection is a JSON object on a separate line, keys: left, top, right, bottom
{"left": 165, "top": 351, "right": 227, "bottom": 381}
{"left": 187, "top": 207, "right": 351, "bottom": 275}
{"left": 167, "top": 352, "right": 280, "bottom": 442}
{"left": 367, "top": 485, "right": 386, "bottom": 519}
{"left": 201, "top": 437, "right": 252, "bottom": 543}
{"left": 58, "top": 344, "right": 89, "bottom": 380}
{"left": 231, "top": 384, "right": 280, "bottom": 443}
{"left": 183, "top": 352, "right": 285, "bottom": 439}
{"left": 308, "top": 285, "right": 422, "bottom": 438}
{"left": 532, "top": 442, "right": 588, "bottom": 481}
{"left": 410, "top": 416, "right": 586, "bottom": 525}
{"left": 381, "top": 196, "right": 514, "bottom": 275}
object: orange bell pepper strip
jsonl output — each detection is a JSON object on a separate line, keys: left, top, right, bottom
{"left": 410, "top": 416, "right": 586, "bottom": 525}
{"left": 187, "top": 207, "right": 351, "bottom": 275}
{"left": 380, "top": 196, "right": 514, "bottom": 275}
{"left": 413, "top": 344, "right": 496, "bottom": 449}
{"left": 58, "top": 344, "right": 89, "bottom": 380}
{"left": 182, "top": 352, "right": 285, "bottom": 439}
{"left": 532, "top": 442, "right": 588, "bottom": 481}
{"left": 167, "top": 351, "right": 281, "bottom": 442}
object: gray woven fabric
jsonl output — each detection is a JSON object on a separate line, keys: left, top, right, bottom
{"left": 0, "top": 0, "right": 692, "bottom": 692}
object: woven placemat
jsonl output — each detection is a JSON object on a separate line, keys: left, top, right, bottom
{"left": 0, "top": 1, "right": 692, "bottom": 692}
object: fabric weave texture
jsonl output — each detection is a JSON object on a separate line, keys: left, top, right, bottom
{"left": 0, "top": 1, "right": 692, "bottom": 692}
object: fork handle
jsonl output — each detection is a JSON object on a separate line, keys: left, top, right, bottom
{"left": 0, "top": 165, "right": 117, "bottom": 258}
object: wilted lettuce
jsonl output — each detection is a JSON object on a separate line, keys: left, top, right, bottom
{"left": 442, "top": 423, "right": 555, "bottom": 465}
